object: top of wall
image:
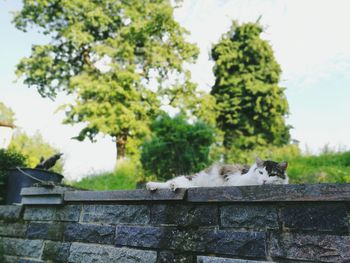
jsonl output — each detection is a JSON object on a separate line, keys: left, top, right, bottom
{"left": 20, "top": 183, "right": 350, "bottom": 205}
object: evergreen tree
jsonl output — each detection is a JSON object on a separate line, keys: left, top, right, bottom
{"left": 210, "top": 21, "right": 291, "bottom": 159}
{"left": 14, "top": 0, "right": 199, "bottom": 159}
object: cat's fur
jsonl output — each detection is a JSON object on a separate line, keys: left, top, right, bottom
{"left": 146, "top": 157, "right": 288, "bottom": 191}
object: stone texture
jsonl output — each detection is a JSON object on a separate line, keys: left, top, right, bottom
{"left": 2, "top": 255, "right": 21, "bottom": 263}
{"left": 23, "top": 205, "right": 80, "bottom": 221}
{"left": 64, "top": 223, "right": 115, "bottom": 244}
{"left": 21, "top": 195, "right": 63, "bottom": 205}
{"left": 18, "top": 259, "right": 44, "bottom": 263}
{"left": 158, "top": 251, "right": 194, "bottom": 263}
{"left": 115, "top": 226, "right": 266, "bottom": 257}
{"left": 0, "top": 237, "right": 43, "bottom": 257}
{"left": 68, "top": 243, "right": 157, "bottom": 263}
{"left": 42, "top": 241, "right": 71, "bottom": 262}
{"left": 26, "top": 222, "right": 65, "bottom": 240}
{"left": 281, "top": 205, "right": 349, "bottom": 232}
{"left": 187, "top": 184, "right": 350, "bottom": 202}
{"left": 221, "top": 205, "right": 278, "bottom": 230}
{"left": 151, "top": 204, "right": 218, "bottom": 226}
{"left": 270, "top": 233, "right": 350, "bottom": 262}
{"left": 0, "top": 222, "right": 27, "bottom": 237}
{"left": 65, "top": 188, "right": 186, "bottom": 202}
{"left": 0, "top": 205, "right": 22, "bottom": 220}
{"left": 82, "top": 204, "right": 150, "bottom": 225}
{"left": 197, "top": 257, "right": 272, "bottom": 263}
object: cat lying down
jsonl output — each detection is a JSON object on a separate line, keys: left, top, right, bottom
{"left": 146, "top": 157, "right": 288, "bottom": 191}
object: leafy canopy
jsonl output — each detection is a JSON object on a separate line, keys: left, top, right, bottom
{"left": 8, "top": 130, "right": 64, "bottom": 173}
{"left": 210, "top": 21, "right": 291, "bottom": 159}
{"left": 0, "top": 102, "right": 15, "bottom": 125}
{"left": 140, "top": 114, "right": 214, "bottom": 181}
{"left": 14, "top": 0, "right": 199, "bottom": 158}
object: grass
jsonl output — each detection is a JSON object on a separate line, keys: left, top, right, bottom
{"left": 71, "top": 160, "right": 139, "bottom": 190}
{"left": 70, "top": 150, "right": 350, "bottom": 190}
{"left": 287, "top": 151, "right": 350, "bottom": 184}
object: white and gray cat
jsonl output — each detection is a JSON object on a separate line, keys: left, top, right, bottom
{"left": 146, "top": 157, "right": 288, "bottom": 191}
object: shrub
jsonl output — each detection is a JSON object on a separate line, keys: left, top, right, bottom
{"left": 0, "top": 149, "right": 26, "bottom": 203}
{"left": 140, "top": 114, "right": 214, "bottom": 181}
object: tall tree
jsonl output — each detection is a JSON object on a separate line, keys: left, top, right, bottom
{"left": 210, "top": 21, "right": 291, "bottom": 158}
{"left": 14, "top": 0, "right": 199, "bottom": 159}
{"left": 0, "top": 102, "right": 15, "bottom": 127}
{"left": 8, "top": 130, "right": 64, "bottom": 173}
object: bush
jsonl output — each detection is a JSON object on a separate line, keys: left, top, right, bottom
{"left": 0, "top": 149, "right": 26, "bottom": 203}
{"left": 140, "top": 114, "right": 215, "bottom": 181}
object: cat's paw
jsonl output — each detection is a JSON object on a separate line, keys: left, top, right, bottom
{"left": 146, "top": 182, "right": 158, "bottom": 191}
{"left": 169, "top": 182, "right": 178, "bottom": 192}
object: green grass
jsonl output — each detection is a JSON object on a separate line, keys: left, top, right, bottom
{"left": 70, "top": 150, "right": 350, "bottom": 190}
{"left": 287, "top": 151, "right": 350, "bottom": 184}
{"left": 71, "top": 160, "right": 139, "bottom": 190}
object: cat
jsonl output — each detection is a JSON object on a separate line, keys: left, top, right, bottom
{"left": 146, "top": 157, "right": 288, "bottom": 191}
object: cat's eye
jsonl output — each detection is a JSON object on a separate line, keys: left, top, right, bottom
{"left": 259, "top": 171, "right": 263, "bottom": 175}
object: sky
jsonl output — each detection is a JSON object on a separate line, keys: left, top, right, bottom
{"left": 1, "top": 0, "right": 350, "bottom": 180}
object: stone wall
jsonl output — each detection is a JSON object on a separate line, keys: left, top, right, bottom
{"left": 0, "top": 183, "right": 350, "bottom": 263}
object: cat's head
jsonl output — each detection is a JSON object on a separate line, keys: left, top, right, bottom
{"left": 252, "top": 157, "right": 289, "bottom": 185}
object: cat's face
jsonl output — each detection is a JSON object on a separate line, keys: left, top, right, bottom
{"left": 254, "top": 158, "right": 288, "bottom": 185}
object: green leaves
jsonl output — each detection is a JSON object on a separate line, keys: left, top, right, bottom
{"left": 211, "top": 21, "right": 291, "bottom": 156}
{"left": 140, "top": 114, "right": 214, "bottom": 181}
{"left": 14, "top": 0, "right": 199, "bottom": 159}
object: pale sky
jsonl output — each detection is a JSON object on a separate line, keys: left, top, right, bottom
{"left": 1, "top": 0, "right": 350, "bottom": 180}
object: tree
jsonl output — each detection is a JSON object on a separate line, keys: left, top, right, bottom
{"left": 0, "top": 102, "right": 15, "bottom": 126}
{"left": 14, "top": 0, "right": 199, "bottom": 160}
{"left": 210, "top": 21, "right": 291, "bottom": 159}
{"left": 8, "top": 130, "right": 64, "bottom": 173}
{"left": 140, "top": 114, "right": 214, "bottom": 181}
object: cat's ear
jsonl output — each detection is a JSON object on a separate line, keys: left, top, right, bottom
{"left": 255, "top": 156, "right": 264, "bottom": 167}
{"left": 278, "top": 161, "right": 288, "bottom": 171}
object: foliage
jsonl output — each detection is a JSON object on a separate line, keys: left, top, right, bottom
{"left": 140, "top": 114, "right": 214, "bottom": 181}
{"left": 14, "top": 0, "right": 199, "bottom": 159}
{"left": 71, "top": 160, "right": 138, "bottom": 190}
{"left": 226, "top": 144, "right": 301, "bottom": 164}
{"left": 0, "top": 101, "right": 15, "bottom": 125}
{"left": 0, "top": 149, "right": 27, "bottom": 203}
{"left": 8, "top": 130, "right": 64, "bottom": 173}
{"left": 288, "top": 151, "right": 350, "bottom": 184}
{"left": 210, "top": 21, "right": 291, "bottom": 156}
{"left": 0, "top": 148, "right": 26, "bottom": 181}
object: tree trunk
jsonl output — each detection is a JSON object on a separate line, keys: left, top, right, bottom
{"left": 116, "top": 135, "right": 127, "bottom": 160}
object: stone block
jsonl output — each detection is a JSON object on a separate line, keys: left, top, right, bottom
{"left": 82, "top": 204, "right": 150, "bottom": 225}
{"left": 151, "top": 204, "right": 218, "bottom": 226}
{"left": 64, "top": 223, "right": 115, "bottom": 244}
{"left": 0, "top": 222, "right": 27, "bottom": 237}
{"left": 0, "top": 205, "right": 22, "bottom": 220}
{"left": 115, "top": 226, "right": 266, "bottom": 257}
{"left": 65, "top": 188, "right": 186, "bottom": 202}
{"left": 221, "top": 205, "right": 278, "bottom": 230}
{"left": 270, "top": 233, "right": 350, "bottom": 262}
{"left": 197, "top": 256, "right": 272, "bottom": 263}
{"left": 26, "top": 222, "right": 65, "bottom": 240}
{"left": 42, "top": 241, "right": 71, "bottom": 262}
{"left": 158, "top": 251, "right": 194, "bottom": 263}
{"left": 23, "top": 205, "right": 81, "bottom": 221}
{"left": 68, "top": 243, "right": 157, "bottom": 263}
{"left": 0, "top": 237, "right": 43, "bottom": 257}
{"left": 19, "top": 259, "right": 44, "bottom": 263}
{"left": 187, "top": 184, "right": 350, "bottom": 202}
{"left": 281, "top": 204, "right": 349, "bottom": 232}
